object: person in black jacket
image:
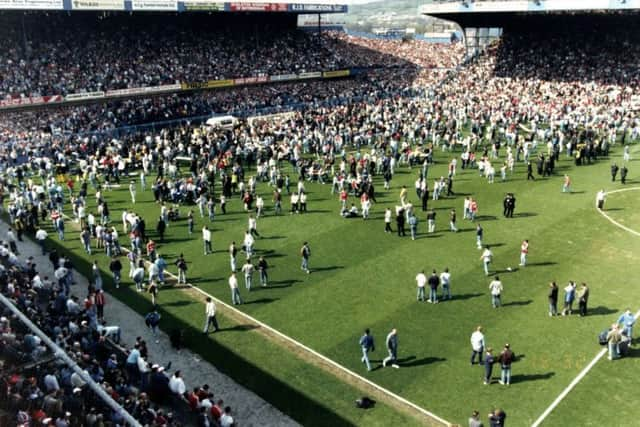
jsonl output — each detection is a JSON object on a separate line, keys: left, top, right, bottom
{"left": 548, "top": 281, "right": 558, "bottom": 316}
{"left": 156, "top": 216, "right": 166, "bottom": 242}
{"left": 611, "top": 163, "right": 619, "bottom": 181}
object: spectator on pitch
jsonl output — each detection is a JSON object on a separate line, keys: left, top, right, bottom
{"left": 359, "top": 328, "right": 375, "bottom": 372}
{"left": 382, "top": 328, "right": 400, "bottom": 369}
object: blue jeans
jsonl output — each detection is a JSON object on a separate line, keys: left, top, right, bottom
{"left": 231, "top": 288, "right": 242, "bottom": 305}
{"left": 113, "top": 271, "right": 121, "bottom": 286}
{"left": 492, "top": 294, "right": 501, "bottom": 308}
{"left": 417, "top": 287, "right": 425, "bottom": 301}
{"left": 58, "top": 229, "right": 64, "bottom": 241}
{"left": 361, "top": 347, "right": 371, "bottom": 371}
{"left": 245, "top": 275, "right": 252, "bottom": 291}
{"left": 442, "top": 284, "right": 451, "bottom": 299}
{"left": 549, "top": 302, "right": 557, "bottom": 315}
{"left": 501, "top": 366, "right": 511, "bottom": 384}
{"left": 608, "top": 342, "right": 620, "bottom": 359}
{"left": 301, "top": 257, "right": 309, "bottom": 272}
{"left": 204, "top": 240, "right": 212, "bottom": 254}
{"left": 260, "top": 270, "right": 268, "bottom": 286}
{"left": 484, "top": 260, "right": 490, "bottom": 275}
{"left": 429, "top": 288, "right": 438, "bottom": 302}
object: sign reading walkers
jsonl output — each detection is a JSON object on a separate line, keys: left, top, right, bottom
{"left": 72, "top": 0, "right": 123, "bottom": 9}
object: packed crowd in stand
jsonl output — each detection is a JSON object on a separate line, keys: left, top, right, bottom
{"left": 1, "top": 18, "right": 640, "bottom": 427}
{"left": 0, "top": 12, "right": 462, "bottom": 99}
{"left": 0, "top": 238, "right": 237, "bottom": 426}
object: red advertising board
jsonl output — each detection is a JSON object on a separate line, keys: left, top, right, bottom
{"left": 0, "top": 95, "right": 63, "bottom": 108}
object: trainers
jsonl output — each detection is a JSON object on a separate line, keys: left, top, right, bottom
{"left": 498, "top": 380, "right": 505, "bottom": 385}
{"left": 427, "top": 299, "right": 432, "bottom": 303}
{"left": 391, "top": 364, "right": 400, "bottom": 369}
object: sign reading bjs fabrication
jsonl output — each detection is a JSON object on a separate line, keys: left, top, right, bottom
{"left": 71, "top": 0, "right": 123, "bottom": 9}
{"left": 0, "top": 0, "right": 63, "bottom": 9}
{"left": 229, "top": 2, "right": 288, "bottom": 12}
{"left": 132, "top": 0, "right": 177, "bottom": 10}
{"left": 289, "top": 3, "right": 347, "bottom": 13}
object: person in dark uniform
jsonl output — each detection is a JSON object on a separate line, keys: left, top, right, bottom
{"left": 621, "top": 165, "right": 628, "bottom": 184}
{"left": 506, "top": 194, "right": 516, "bottom": 218}
{"left": 396, "top": 209, "right": 406, "bottom": 237}
{"left": 526, "top": 161, "right": 535, "bottom": 180}
{"left": 611, "top": 163, "right": 619, "bottom": 182}
{"left": 578, "top": 283, "right": 590, "bottom": 317}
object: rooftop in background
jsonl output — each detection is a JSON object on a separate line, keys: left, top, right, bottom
{"left": 0, "top": 1, "right": 348, "bottom": 13}
{"left": 420, "top": 0, "right": 640, "bottom": 27}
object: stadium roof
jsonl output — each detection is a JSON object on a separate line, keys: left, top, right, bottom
{"left": 0, "top": 0, "right": 348, "bottom": 13}
{"left": 420, "top": 0, "right": 640, "bottom": 27}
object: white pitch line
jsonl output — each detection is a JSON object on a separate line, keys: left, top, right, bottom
{"left": 596, "top": 187, "right": 640, "bottom": 237}
{"left": 60, "top": 213, "right": 452, "bottom": 426}
{"left": 532, "top": 189, "right": 640, "bottom": 427}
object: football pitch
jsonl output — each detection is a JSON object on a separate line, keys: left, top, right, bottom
{"left": 44, "top": 143, "right": 640, "bottom": 426}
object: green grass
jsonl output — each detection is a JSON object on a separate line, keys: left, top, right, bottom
{"left": 42, "top": 142, "right": 640, "bottom": 426}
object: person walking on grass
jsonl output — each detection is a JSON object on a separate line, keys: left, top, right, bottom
{"left": 202, "top": 226, "right": 212, "bottom": 255}
{"left": 470, "top": 326, "right": 485, "bottom": 365}
{"left": 35, "top": 226, "right": 48, "bottom": 255}
{"left": 607, "top": 323, "right": 622, "bottom": 360}
{"left": 519, "top": 239, "right": 529, "bottom": 267}
{"left": 548, "top": 281, "right": 559, "bottom": 316}
{"left": 175, "top": 254, "right": 188, "bottom": 285}
{"left": 384, "top": 208, "right": 393, "bottom": 233}
{"left": 480, "top": 246, "right": 493, "bottom": 276}
{"left": 562, "top": 174, "right": 571, "bottom": 193}
{"left": 449, "top": 209, "right": 458, "bottom": 232}
{"left": 483, "top": 348, "right": 495, "bottom": 385}
{"left": 488, "top": 408, "right": 507, "bottom": 426}
{"left": 497, "top": 344, "right": 514, "bottom": 386}
{"left": 489, "top": 276, "right": 503, "bottom": 308}
{"left": 248, "top": 215, "right": 260, "bottom": 238}
{"left": 203, "top": 297, "right": 220, "bottom": 334}
{"left": 187, "top": 210, "right": 194, "bottom": 235}
{"left": 257, "top": 256, "right": 268, "bottom": 287}
{"left": 229, "top": 272, "right": 242, "bottom": 305}
{"left": 229, "top": 241, "right": 238, "bottom": 272}
{"left": 241, "top": 259, "right": 255, "bottom": 291}
{"left": 382, "top": 328, "right": 399, "bottom": 369}
{"left": 132, "top": 261, "right": 146, "bottom": 292}
{"left": 300, "top": 242, "right": 311, "bottom": 274}
{"left": 476, "top": 223, "right": 483, "bottom": 250}
{"left": 109, "top": 256, "right": 122, "bottom": 289}
{"left": 359, "top": 328, "right": 375, "bottom": 371}
{"left": 145, "top": 306, "right": 161, "bottom": 343}
{"left": 596, "top": 189, "right": 606, "bottom": 210}
{"left": 416, "top": 270, "right": 427, "bottom": 302}
{"left": 129, "top": 180, "right": 136, "bottom": 204}
{"left": 148, "top": 280, "right": 159, "bottom": 305}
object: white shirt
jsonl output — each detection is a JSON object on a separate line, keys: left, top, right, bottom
{"left": 470, "top": 331, "right": 485, "bottom": 351}
{"left": 202, "top": 228, "right": 211, "bottom": 241}
{"left": 220, "top": 414, "right": 234, "bottom": 427}
{"left": 481, "top": 249, "right": 493, "bottom": 262}
{"left": 440, "top": 272, "right": 451, "bottom": 285}
{"left": 244, "top": 233, "right": 254, "bottom": 247}
{"left": 35, "top": 229, "right": 48, "bottom": 241}
{"left": 384, "top": 210, "right": 392, "bottom": 223}
{"left": 229, "top": 275, "right": 238, "bottom": 289}
{"left": 415, "top": 273, "right": 427, "bottom": 288}
{"left": 248, "top": 218, "right": 257, "bottom": 229}
{"left": 489, "top": 280, "right": 503, "bottom": 295}
{"left": 206, "top": 301, "right": 216, "bottom": 317}
{"left": 169, "top": 375, "right": 186, "bottom": 395}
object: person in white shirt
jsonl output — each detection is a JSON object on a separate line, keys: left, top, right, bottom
{"left": 169, "top": 370, "right": 186, "bottom": 396}
{"left": 243, "top": 231, "right": 254, "bottom": 258}
{"left": 480, "top": 246, "right": 493, "bottom": 276}
{"left": 248, "top": 215, "right": 259, "bottom": 238}
{"left": 229, "top": 272, "right": 242, "bottom": 305}
{"left": 415, "top": 270, "right": 427, "bottom": 302}
{"left": 520, "top": 240, "right": 529, "bottom": 266}
{"left": 129, "top": 181, "right": 136, "bottom": 203}
{"left": 596, "top": 189, "right": 606, "bottom": 210}
{"left": 255, "top": 196, "right": 264, "bottom": 218}
{"left": 440, "top": 268, "right": 451, "bottom": 300}
{"left": 489, "top": 276, "right": 503, "bottom": 308}
{"left": 35, "top": 227, "right": 48, "bottom": 255}
{"left": 202, "top": 226, "right": 212, "bottom": 255}
{"left": 203, "top": 297, "right": 220, "bottom": 333}
{"left": 384, "top": 208, "right": 392, "bottom": 233}
{"left": 470, "top": 326, "right": 485, "bottom": 365}
{"left": 219, "top": 407, "right": 235, "bottom": 427}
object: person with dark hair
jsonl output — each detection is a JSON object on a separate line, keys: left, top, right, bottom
{"left": 497, "top": 344, "right": 514, "bottom": 386}
{"left": 382, "top": 328, "right": 399, "bottom": 369}
{"left": 578, "top": 283, "right": 589, "bottom": 316}
{"left": 488, "top": 408, "right": 506, "bottom": 426}
{"left": 203, "top": 297, "right": 220, "bottom": 334}
{"left": 359, "top": 328, "right": 375, "bottom": 371}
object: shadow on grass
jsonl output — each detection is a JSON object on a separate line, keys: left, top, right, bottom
{"left": 261, "top": 235, "right": 286, "bottom": 240}
{"left": 513, "top": 212, "right": 538, "bottom": 218}
{"left": 312, "top": 265, "right": 344, "bottom": 272}
{"left": 511, "top": 372, "right": 555, "bottom": 383}
{"left": 526, "top": 262, "right": 558, "bottom": 267}
{"left": 162, "top": 300, "right": 194, "bottom": 307}
{"left": 222, "top": 324, "right": 260, "bottom": 332}
{"left": 260, "top": 279, "right": 300, "bottom": 289}
{"left": 503, "top": 299, "right": 533, "bottom": 307}
{"left": 43, "top": 237, "right": 357, "bottom": 427}
{"left": 588, "top": 306, "right": 618, "bottom": 316}
{"left": 604, "top": 208, "right": 624, "bottom": 211}
{"left": 475, "top": 215, "right": 497, "bottom": 221}
{"left": 453, "top": 293, "right": 483, "bottom": 301}
{"left": 243, "top": 297, "right": 279, "bottom": 305}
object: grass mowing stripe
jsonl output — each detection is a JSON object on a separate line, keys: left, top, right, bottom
{"left": 58, "top": 212, "right": 452, "bottom": 426}
{"left": 531, "top": 308, "right": 640, "bottom": 427}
